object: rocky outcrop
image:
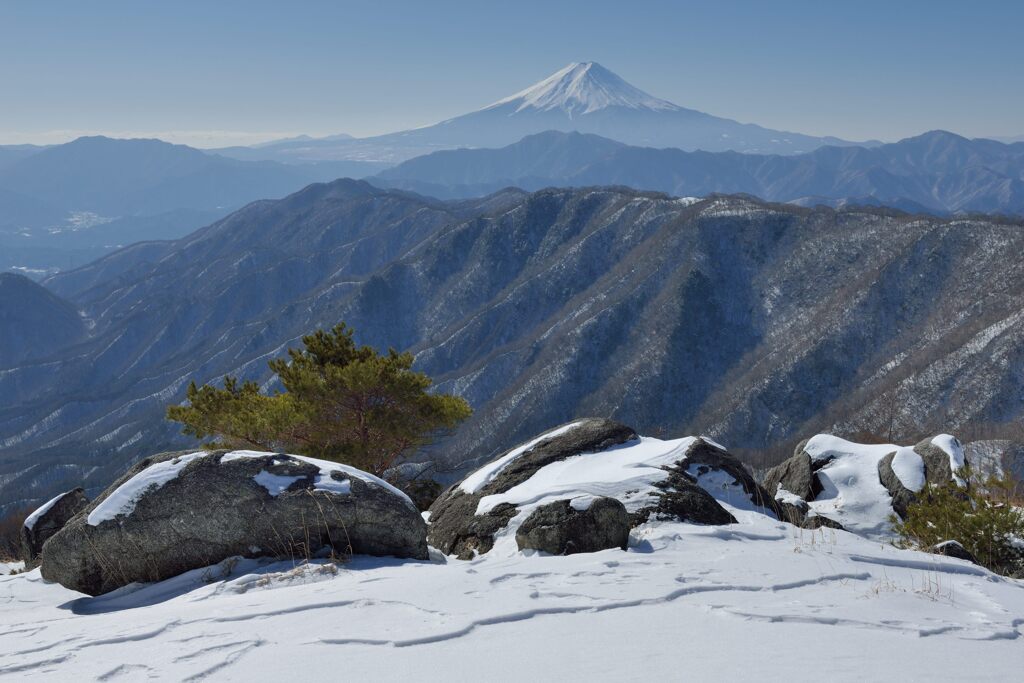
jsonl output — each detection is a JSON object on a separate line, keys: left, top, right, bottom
{"left": 20, "top": 488, "right": 88, "bottom": 567}
{"left": 759, "top": 443, "right": 843, "bottom": 528}
{"left": 682, "top": 439, "right": 782, "bottom": 516}
{"left": 515, "top": 498, "right": 629, "bottom": 555}
{"left": 877, "top": 436, "right": 967, "bottom": 521}
{"left": 763, "top": 434, "right": 969, "bottom": 536}
{"left": 428, "top": 422, "right": 788, "bottom": 560}
{"left": 41, "top": 450, "right": 427, "bottom": 596}
{"left": 428, "top": 419, "right": 639, "bottom": 559}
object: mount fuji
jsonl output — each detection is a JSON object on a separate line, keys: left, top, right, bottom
{"left": 218, "top": 62, "right": 870, "bottom": 163}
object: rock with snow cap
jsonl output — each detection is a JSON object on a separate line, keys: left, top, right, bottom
{"left": 515, "top": 497, "right": 629, "bottom": 555}
{"left": 762, "top": 445, "right": 820, "bottom": 503}
{"left": 765, "top": 434, "right": 969, "bottom": 537}
{"left": 877, "top": 452, "right": 920, "bottom": 520}
{"left": 41, "top": 449, "right": 427, "bottom": 595}
{"left": 930, "top": 540, "right": 978, "bottom": 564}
{"left": 428, "top": 421, "right": 784, "bottom": 560}
{"left": 913, "top": 435, "right": 967, "bottom": 487}
{"left": 428, "top": 418, "right": 639, "bottom": 559}
{"left": 20, "top": 488, "right": 89, "bottom": 567}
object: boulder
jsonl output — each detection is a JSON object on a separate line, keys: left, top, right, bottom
{"left": 428, "top": 421, "right": 762, "bottom": 559}
{"left": 634, "top": 469, "right": 737, "bottom": 526}
{"left": 428, "top": 418, "right": 640, "bottom": 559}
{"left": 931, "top": 540, "right": 977, "bottom": 564}
{"left": 20, "top": 488, "right": 89, "bottom": 567}
{"left": 913, "top": 437, "right": 962, "bottom": 487}
{"left": 763, "top": 449, "right": 820, "bottom": 502}
{"left": 802, "top": 514, "right": 844, "bottom": 530}
{"left": 682, "top": 439, "right": 783, "bottom": 517}
{"left": 516, "top": 498, "right": 629, "bottom": 555}
{"left": 877, "top": 452, "right": 919, "bottom": 520}
{"left": 42, "top": 450, "right": 428, "bottom": 596}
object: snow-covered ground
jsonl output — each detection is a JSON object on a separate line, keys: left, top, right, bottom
{"left": 1, "top": 500, "right": 1022, "bottom": 680}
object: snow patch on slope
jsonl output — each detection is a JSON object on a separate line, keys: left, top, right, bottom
{"left": 476, "top": 435, "right": 695, "bottom": 515}
{"left": 2, "top": 511, "right": 1021, "bottom": 680}
{"left": 802, "top": 435, "right": 900, "bottom": 538}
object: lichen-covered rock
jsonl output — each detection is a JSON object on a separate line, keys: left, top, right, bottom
{"left": 41, "top": 450, "right": 427, "bottom": 596}
{"left": 515, "top": 498, "right": 629, "bottom": 555}
{"left": 20, "top": 488, "right": 89, "bottom": 567}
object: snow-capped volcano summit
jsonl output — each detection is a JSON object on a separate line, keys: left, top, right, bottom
{"left": 483, "top": 61, "right": 681, "bottom": 116}
{"left": 218, "top": 62, "right": 867, "bottom": 163}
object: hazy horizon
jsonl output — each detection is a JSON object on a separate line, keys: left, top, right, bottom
{"left": 2, "top": 0, "right": 1023, "bottom": 148}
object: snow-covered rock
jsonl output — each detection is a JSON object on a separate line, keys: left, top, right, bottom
{"left": 19, "top": 487, "right": 88, "bottom": 567}
{"left": 428, "top": 419, "right": 785, "bottom": 559}
{"left": 764, "top": 434, "right": 969, "bottom": 539}
{"left": 41, "top": 450, "right": 428, "bottom": 595}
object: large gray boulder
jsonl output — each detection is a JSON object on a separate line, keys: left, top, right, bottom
{"left": 429, "top": 419, "right": 640, "bottom": 559}
{"left": 759, "top": 441, "right": 844, "bottom": 529}
{"left": 428, "top": 420, "right": 767, "bottom": 559}
{"left": 20, "top": 488, "right": 89, "bottom": 567}
{"left": 877, "top": 437, "right": 967, "bottom": 521}
{"left": 763, "top": 444, "right": 820, "bottom": 502}
{"left": 42, "top": 450, "right": 428, "bottom": 596}
{"left": 516, "top": 498, "right": 629, "bottom": 555}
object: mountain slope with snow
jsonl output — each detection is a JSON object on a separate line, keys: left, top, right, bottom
{"left": 2, "top": 185, "right": 1024, "bottom": 515}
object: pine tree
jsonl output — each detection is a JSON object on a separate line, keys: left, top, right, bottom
{"left": 167, "top": 324, "right": 471, "bottom": 476}
{"left": 892, "top": 466, "right": 1024, "bottom": 576}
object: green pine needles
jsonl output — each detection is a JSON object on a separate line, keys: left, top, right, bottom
{"left": 167, "top": 323, "right": 471, "bottom": 476}
{"left": 892, "top": 466, "right": 1024, "bottom": 577}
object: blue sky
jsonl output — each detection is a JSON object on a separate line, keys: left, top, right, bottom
{"left": 2, "top": 0, "right": 1022, "bottom": 146}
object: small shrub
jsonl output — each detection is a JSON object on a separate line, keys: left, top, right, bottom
{"left": 893, "top": 467, "right": 1024, "bottom": 577}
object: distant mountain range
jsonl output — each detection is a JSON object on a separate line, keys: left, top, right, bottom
{"left": 1, "top": 181, "right": 1022, "bottom": 514}
{"left": 0, "top": 136, "right": 387, "bottom": 275}
{"left": 375, "top": 129, "right": 1024, "bottom": 215}
{"left": 215, "top": 62, "right": 872, "bottom": 164}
